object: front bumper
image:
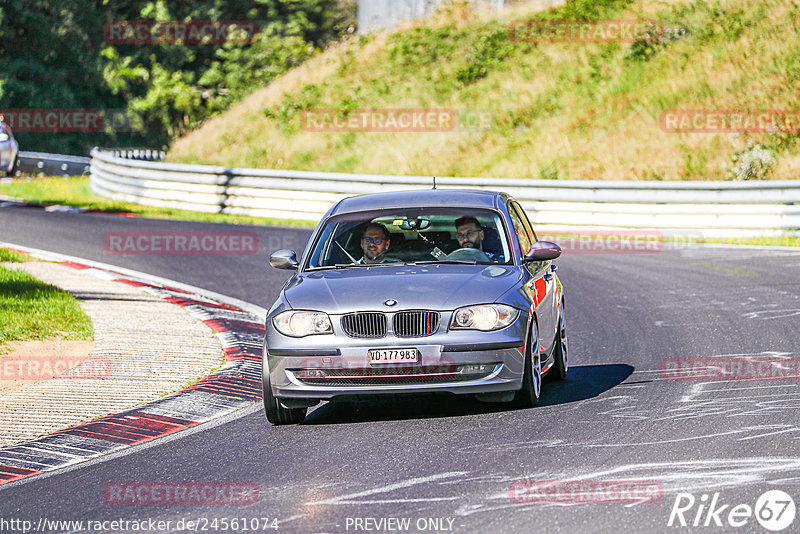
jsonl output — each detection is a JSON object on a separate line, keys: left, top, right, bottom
{"left": 263, "top": 336, "right": 527, "bottom": 401}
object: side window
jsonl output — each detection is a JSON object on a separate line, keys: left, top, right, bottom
{"left": 508, "top": 204, "right": 532, "bottom": 256}
{"left": 510, "top": 201, "right": 547, "bottom": 274}
{"left": 511, "top": 201, "right": 537, "bottom": 244}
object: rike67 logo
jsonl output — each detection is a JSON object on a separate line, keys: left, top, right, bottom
{"left": 668, "top": 490, "right": 796, "bottom": 531}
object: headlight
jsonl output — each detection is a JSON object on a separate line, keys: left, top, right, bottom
{"left": 450, "top": 304, "right": 519, "bottom": 331}
{"left": 273, "top": 310, "right": 332, "bottom": 337}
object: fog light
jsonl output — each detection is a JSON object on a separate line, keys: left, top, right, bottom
{"left": 455, "top": 364, "right": 495, "bottom": 375}
{"left": 295, "top": 369, "right": 327, "bottom": 379}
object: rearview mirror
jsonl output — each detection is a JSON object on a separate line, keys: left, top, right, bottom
{"left": 523, "top": 241, "right": 561, "bottom": 262}
{"left": 269, "top": 249, "right": 299, "bottom": 270}
{"left": 398, "top": 218, "right": 431, "bottom": 231}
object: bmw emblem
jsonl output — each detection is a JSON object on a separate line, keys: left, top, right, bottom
{"left": 384, "top": 299, "right": 398, "bottom": 307}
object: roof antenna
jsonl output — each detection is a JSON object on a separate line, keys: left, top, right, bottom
{"left": 432, "top": 176, "right": 437, "bottom": 189}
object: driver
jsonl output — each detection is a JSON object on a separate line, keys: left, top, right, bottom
{"left": 356, "top": 223, "right": 400, "bottom": 264}
{"left": 454, "top": 216, "right": 498, "bottom": 261}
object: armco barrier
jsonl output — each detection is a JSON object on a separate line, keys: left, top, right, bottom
{"left": 89, "top": 148, "right": 800, "bottom": 238}
{"left": 18, "top": 151, "right": 91, "bottom": 177}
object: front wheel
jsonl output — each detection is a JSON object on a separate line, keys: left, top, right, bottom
{"left": 6, "top": 156, "right": 18, "bottom": 177}
{"left": 514, "top": 319, "right": 541, "bottom": 407}
{"left": 262, "top": 368, "right": 306, "bottom": 425}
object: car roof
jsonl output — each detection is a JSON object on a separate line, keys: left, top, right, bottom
{"left": 329, "top": 189, "right": 509, "bottom": 215}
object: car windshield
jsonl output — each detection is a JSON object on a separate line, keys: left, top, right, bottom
{"left": 306, "top": 207, "right": 512, "bottom": 269}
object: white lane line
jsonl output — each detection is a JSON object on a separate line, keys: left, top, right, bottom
{"left": 698, "top": 384, "right": 799, "bottom": 393}
{"left": 682, "top": 391, "right": 800, "bottom": 402}
{"left": 580, "top": 427, "right": 773, "bottom": 447}
{"left": 738, "top": 427, "right": 800, "bottom": 441}
{"left": 305, "top": 471, "right": 468, "bottom": 506}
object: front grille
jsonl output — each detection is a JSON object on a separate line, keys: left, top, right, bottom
{"left": 393, "top": 311, "right": 440, "bottom": 337}
{"left": 342, "top": 312, "right": 387, "bottom": 338}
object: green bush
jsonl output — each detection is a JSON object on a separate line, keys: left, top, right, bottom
{"left": 264, "top": 83, "right": 323, "bottom": 134}
{"left": 0, "top": 0, "right": 355, "bottom": 153}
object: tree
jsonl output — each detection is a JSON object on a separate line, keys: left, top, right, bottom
{"left": 0, "top": 0, "right": 354, "bottom": 153}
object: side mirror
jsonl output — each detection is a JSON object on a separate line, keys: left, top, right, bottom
{"left": 269, "top": 250, "right": 299, "bottom": 270}
{"left": 523, "top": 241, "right": 561, "bottom": 262}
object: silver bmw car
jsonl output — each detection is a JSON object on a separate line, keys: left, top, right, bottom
{"left": 262, "top": 189, "right": 567, "bottom": 424}
{"left": 0, "top": 117, "right": 19, "bottom": 177}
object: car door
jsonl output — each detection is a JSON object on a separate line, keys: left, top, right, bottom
{"left": 509, "top": 201, "right": 557, "bottom": 353}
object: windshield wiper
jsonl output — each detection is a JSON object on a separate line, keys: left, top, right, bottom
{"left": 307, "top": 263, "right": 365, "bottom": 271}
{"left": 410, "top": 260, "right": 478, "bottom": 265}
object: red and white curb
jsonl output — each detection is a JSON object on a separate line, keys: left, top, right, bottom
{"left": 0, "top": 244, "right": 267, "bottom": 486}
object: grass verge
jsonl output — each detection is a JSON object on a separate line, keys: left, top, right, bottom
{"left": 0, "top": 261, "right": 94, "bottom": 351}
{"left": 0, "top": 249, "right": 32, "bottom": 263}
{"left": 0, "top": 176, "right": 316, "bottom": 228}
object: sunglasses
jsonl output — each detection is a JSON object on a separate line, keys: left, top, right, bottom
{"left": 456, "top": 229, "right": 481, "bottom": 240}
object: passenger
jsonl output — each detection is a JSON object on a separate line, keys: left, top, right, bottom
{"left": 356, "top": 223, "right": 401, "bottom": 264}
{"left": 454, "top": 216, "right": 498, "bottom": 261}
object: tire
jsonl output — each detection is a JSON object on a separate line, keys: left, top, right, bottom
{"left": 6, "top": 156, "right": 17, "bottom": 177}
{"left": 262, "top": 367, "right": 306, "bottom": 425}
{"left": 547, "top": 298, "right": 568, "bottom": 382}
{"left": 514, "top": 319, "right": 541, "bottom": 408}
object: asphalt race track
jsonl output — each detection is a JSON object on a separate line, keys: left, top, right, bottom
{"left": 2, "top": 206, "right": 800, "bottom": 533}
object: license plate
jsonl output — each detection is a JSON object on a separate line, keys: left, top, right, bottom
{"left": 368, "top": 348, "right": 419, "bottom": 364}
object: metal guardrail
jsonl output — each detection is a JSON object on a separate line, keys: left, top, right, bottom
{"left": 89, "top": 148, "right": 800, "bottom": 237}
{"left": 105, "top": 148, "right": 166, "bottom": 161}
{"left": 358, "top": 0, "right": 507, "bottom": 33}
{"left": 18, "top": 151, "right": 91, "bottom": 177}
{"left": 14, "top": 149, "right": 164, "bottom": 177}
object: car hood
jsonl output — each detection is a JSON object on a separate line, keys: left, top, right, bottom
{"left": 283, "top": 264, "right": 522, "bottom": 314}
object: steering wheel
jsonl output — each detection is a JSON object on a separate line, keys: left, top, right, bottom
{"left": 446, "top": 247, "right": 490, "bottom": 262}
